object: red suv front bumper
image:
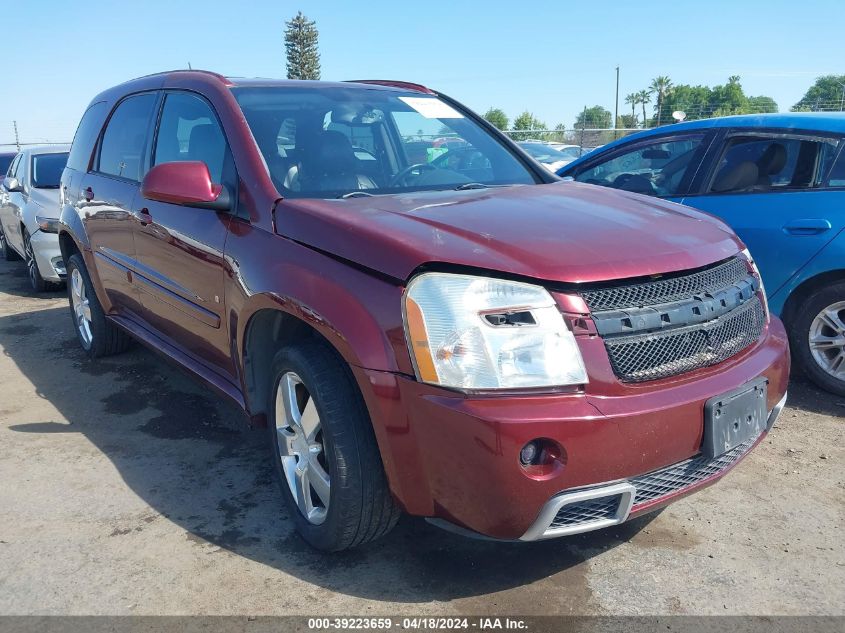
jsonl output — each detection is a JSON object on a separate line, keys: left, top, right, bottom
{"left": 354, "top": 317, "right": 789, "bottom": 541}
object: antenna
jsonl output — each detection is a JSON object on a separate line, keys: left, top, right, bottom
{"left": 13, "top": 120, "right": 20, "bottom": 151}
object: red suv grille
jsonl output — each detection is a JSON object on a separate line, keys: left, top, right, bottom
{"left": 581, "top": 257, "right": 748, "bottom": 312}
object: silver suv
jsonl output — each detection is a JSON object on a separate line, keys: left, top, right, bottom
{"left": 0, "top": 145, "right": 70, "bottom": 291}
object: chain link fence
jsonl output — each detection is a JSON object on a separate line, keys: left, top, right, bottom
{"left": 1, "top": 142, "right": 71, "bottom": 150}
{"left": 502, "top": 128, "right": 640, "bottom": 151}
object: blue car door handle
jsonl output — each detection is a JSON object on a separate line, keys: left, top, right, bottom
{"left": 782, "top": 219, "right": 832, "bottom": 235}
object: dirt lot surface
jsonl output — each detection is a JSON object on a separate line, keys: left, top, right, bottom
{"left": 0, "top": 257, "right": 842, "bottom": 616}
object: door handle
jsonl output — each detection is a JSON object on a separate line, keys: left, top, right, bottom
{"left": 82, "top": 187, "right": 94, "bottom": 202}
{"left": 136, "top": 208, "right": 153, "bottom": 226}
{"left": 782, "top": 219, "right": 832, "bottom": 235}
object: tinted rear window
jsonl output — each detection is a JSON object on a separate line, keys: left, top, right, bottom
{"left": 67, "top": 102, "right": 108, "bottom": 172}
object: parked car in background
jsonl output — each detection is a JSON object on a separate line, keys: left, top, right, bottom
{"left": 578, "top": 145, "right": 604, "bottom": 155}
{"left": 0, "top": 151, "right": 16, "bottom": 177}
{"left": 548, "top": 143, "right": 584, "bottom": 162}
{"left": 59, "top": 71, "right": 787, "bottom": 551}
{"left": 558, "top": 113, "right": 845, "bottom": 395}
{"left": 0, "top": 145, "right": 70, "bottom": 290}
{"left": 517, "top": 141, "right": 574, "bottom": 172}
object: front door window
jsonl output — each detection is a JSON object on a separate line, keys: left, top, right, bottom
{"left": 574, "top": 135, "right": 705, "bottom": 197}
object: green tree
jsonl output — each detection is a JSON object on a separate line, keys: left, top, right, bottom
{"left": 792, "top": 75, "right": 845, "bottom": 111}
{"left": 549, "top": 123, "right": 567, "bottom": 142}
{"left": 637, "top": 90, "right": 652, "bottom": 128}
{"left": 483, "top": 108, "right": 509, "bottom": 131}
{"left": 649, "top": 76, "right": 674, "bottom": 126}
{"left": 708, "top": 75, "right": 748, "bottom": 117}
{"left": 624, "top": 92, "right": 640, "bottom": 126}
{"left": 284, "top": 11, "right": 321, "bottom": 80}
{"left": 656, "top": 78, "right": 777, "bottom": 120}
{"left": 747, "top": 95, "right": 779, "bottom": 113}
{"left": 659, "top": 84, "right": 712, "bottom": 121}
{"left": 574, "top": 106, "right": 612, "bottom": 129}
{"left": 617, "top": 114, "right": 637, "bottom": 129}
{"left": 512, "top": 111, "right": 547, "bottom": 140}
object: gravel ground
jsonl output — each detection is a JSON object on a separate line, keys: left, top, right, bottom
{"left": 0, "top": 256, "right": 842, "bottom": 616}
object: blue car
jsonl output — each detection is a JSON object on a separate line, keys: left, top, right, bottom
{"left": 558, "top": 113, "right": 845, "bottom": 395}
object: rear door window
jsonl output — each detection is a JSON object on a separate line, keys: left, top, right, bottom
{"left": 574, "top": 135, "right": 705, "bottom": 197}
{"left": 97, "top": 93, "right": 158, "bottom": 181}
{"left": 822, "top": 144, "right": 845, "bottom": 187}
{"left": 707, "top": 134, "right": 840, "bottom": 194}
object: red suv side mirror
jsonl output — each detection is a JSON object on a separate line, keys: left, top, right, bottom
{"left": 141, "top": 161, "right": 231, "bottom": 211}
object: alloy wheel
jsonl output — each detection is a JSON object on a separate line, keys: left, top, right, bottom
{"left": 809, "top": 301, "right": 845, "bottom": 379}
{"left": 274, "top": 371, "right": 330, "bottom": 525}
{"left": 24, "top": 234, "right": 38, "bottom": 288}
{"left": 70, "top": 268, "right": 93, "bottom": 347}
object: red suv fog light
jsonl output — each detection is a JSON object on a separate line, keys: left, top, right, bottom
{"left": 520, "top": 442, "right": 539, "bottom": 465}
{"left": 520, "top": 439, "right": 566, "bottom": 478}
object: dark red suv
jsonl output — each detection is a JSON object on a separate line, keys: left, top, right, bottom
{"left": 59, "top": 71, "right": 789, "bottom": 551}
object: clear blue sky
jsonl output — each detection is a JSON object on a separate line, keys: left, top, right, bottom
{"left": 2, "top": 0, "right": 842, "bottom": 145}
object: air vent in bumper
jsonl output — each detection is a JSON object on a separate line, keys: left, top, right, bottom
{"left": 521, "top": 395, "right": 787, "bottom": 542}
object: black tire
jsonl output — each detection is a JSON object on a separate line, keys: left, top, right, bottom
{"left": 0, "top": 225, "right": 21, "bottom": 261}
{"left": 66, "top": 253, "right": 132, "bottom": 358}
{"left": 23, "top": 229, "right": 52, "bottom": 292}
{"left": 788, "top": 282, "right": 845, "bottom": 396}
{"left": 268, "top": 340, "right": 400, "bottom": 551}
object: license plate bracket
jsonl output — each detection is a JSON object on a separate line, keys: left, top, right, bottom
{"left": 703, "top": 378, "right": 768, "bottom": 459}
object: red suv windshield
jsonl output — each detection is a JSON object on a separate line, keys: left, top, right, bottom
{"left": 232, "top": 86, "right": 537, "bottom": 198}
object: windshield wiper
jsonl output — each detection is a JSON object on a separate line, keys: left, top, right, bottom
{"left": 454, "top": 182, "right": 518, "bottom": 191}
{"left": 34, "top": 185, "right": 60, "bottom": 189}
{"left": 337, "top": 191, "right": 375, "bottom": 199}
{"left": 454, "top": 182, "right": 491, "bottom": 191}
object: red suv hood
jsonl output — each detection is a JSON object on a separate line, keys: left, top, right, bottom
{"left": 276, "top": 182, "right": 741, "bottom": 284}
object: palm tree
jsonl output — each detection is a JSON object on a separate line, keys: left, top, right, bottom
{"left": 625, "top": 93, "right": 640, "bottom": 126}
{"left": 637, "top": 90, "right": 652, "bottom": 128}
{"left": 650, "top": 76, "right": 674, "bottom": 126}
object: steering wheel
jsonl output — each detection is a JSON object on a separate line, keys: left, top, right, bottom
{"left": 390, "top": 163, "right": 438, "bottom": 187}
{"left": 612, "top": 173, "right": 656, "bottom": 195}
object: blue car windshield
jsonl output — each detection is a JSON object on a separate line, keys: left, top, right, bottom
{"left": 0, "top": 155, "right": 13, "bottom": 176}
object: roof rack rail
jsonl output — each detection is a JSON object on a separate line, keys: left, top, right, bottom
{"left": 344, "top": 79, "right": 435, "bottom": 95}
{"left": 124, "top": 69, "right": 231, "bottom": 84}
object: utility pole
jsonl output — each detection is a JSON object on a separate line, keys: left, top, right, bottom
{"left": 614, "top": 66, "right": 620, "bottom": 140}
{"left": 13, "top": 121, "right": 20, "bottom": 151}
{"left": 579, "top": 105, "right": 587, "bottom": 155}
